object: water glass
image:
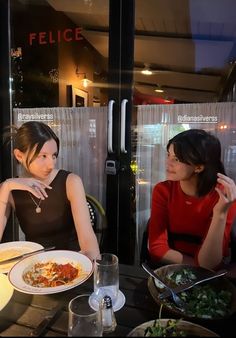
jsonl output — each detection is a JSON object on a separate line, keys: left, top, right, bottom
{"left": 68, "top": 294, "right": 103, "bottom": 337}
{"left": 94, "top": 253, "right": 119, "bottom": 305}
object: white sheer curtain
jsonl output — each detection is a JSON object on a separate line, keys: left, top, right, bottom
{"left": 135, "top": 102, "right": 236, "bottom": 256}
{"left": 13, "top": 107, "right": 108, "bottom": 207}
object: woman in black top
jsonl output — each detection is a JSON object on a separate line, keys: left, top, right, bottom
{"left": 0, "top": 121, "right": 100, "bottom": 261}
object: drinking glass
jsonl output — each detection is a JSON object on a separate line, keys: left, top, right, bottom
{"left": 68, "top": 294, "right": 103, "bottom": 337}
{"left": 93, "top": 253, "right": 119, "bottom": 305}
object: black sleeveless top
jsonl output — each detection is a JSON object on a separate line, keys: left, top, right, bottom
{"left": 12, "top": 170, "right": 79, "bottom": 250}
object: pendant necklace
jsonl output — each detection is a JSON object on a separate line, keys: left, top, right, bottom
{"left": 28, "top": 193, "right": 42, "bottom": 213}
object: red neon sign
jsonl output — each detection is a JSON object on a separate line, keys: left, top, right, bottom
{"left": 29, "top": 27, "right": 83, "bottom": 46}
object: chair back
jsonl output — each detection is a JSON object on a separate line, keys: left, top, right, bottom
{"left": 140, "top": 219, "right": 150, "bottom": 265}
{"left": 140, "top": 219, "right": 161, "bottom": 269}
{"left": 86, "top": 194, "right": 107, "bottom": 251}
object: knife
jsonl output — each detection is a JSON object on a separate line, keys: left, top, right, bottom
{"left": 0, "top": 246, "right": 56, "bottom": 265}
{"left": 159, "top": 269, "right": 228, "bottom": 299}
{"left": 30, "top": 303, "right": 63, "bottom": 337}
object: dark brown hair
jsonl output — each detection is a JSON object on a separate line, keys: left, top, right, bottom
{"left": 167, "top": 129, "right": 225, "bottom": 196}
{"left": 4, "top": 121, "right": 59, "bottom": 168}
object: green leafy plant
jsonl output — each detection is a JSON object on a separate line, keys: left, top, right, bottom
{"left": 144, "top": 305, "right": 186, "bottom": 337}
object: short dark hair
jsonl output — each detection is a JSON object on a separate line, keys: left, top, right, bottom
{"left": 167, "top": 129, "right": 225, "bottom": 196}
{"left": 12, "top": 121, "right": 59, "bottom": 168}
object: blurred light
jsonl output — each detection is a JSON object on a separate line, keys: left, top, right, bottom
{"left": 137, "top": 179, "right": 150, "bottom": 185}
{"left": 81, "top": 75, "right": 92, "bottom": 88}
{"left": 76, "top": 68, "right": 92, "bottom": 88}
{"left": 155, "top": 85, "right": 164, "bottom": 93}
{"left": 130, "top": 160, "right": 139, "bottom": 175}
{"left": 219, "top": 124, "right": 228, "bottom": 130}
{"left": 141, "top": 63, "right": 153, "bottom": 75}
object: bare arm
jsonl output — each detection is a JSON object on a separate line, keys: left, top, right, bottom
{"left": 66, "top": 173, "right": 100, "bottom": 261}
{"left": 0, "top": 178, "right": 51, "bottom": 241}
{"left": 0, "top": 181, "right": 12, "bottom": 240}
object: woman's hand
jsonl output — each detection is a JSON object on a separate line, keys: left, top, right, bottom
{"left": 6, "top": 178, "right": 52, "bottom": 199}
{"left": 214, "top": 173, "right": 236, "bottom": 214}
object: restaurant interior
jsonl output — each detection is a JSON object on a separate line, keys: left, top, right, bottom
{"left": 0, "top": 1, "right": 236, "bottom": 337}
{"left": 0, "top": 0, "right": 235, "bottom": 265}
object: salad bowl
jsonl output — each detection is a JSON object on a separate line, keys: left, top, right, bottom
{"left": 127, "top": 318, "right": 219, "bottom": 337}
{"left": 147, "top": 264, "right": 236, "bottom": 322}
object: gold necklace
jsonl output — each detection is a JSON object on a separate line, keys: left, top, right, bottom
{"left": 28, "top": 193, "right": 42, "bottom": 213}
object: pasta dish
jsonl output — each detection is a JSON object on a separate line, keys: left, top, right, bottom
{"left": 23, "top": 261, "right": 84, "bottom": 287}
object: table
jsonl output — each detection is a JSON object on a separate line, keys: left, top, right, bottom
{"left": 0, "top": 264, "right": 235, "bottom": 336}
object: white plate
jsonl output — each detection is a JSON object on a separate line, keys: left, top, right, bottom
{"left": 89, "top": 290, "right": 126, "bottom": 312}
{"left": 127, "top": 319, "right": 219, "bottom": 337}
{"left": 0, "top": 273, "right": 14, "bottom": 311}
{"left": 0, "top": 241, "right": 44, "bottom": 274}
{"left": 8, "top": 250, "right": 93, "bottom": 295}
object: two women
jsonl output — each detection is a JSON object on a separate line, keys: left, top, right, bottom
{"left": 1, "top": 123, "right": 236, "bottom": 268}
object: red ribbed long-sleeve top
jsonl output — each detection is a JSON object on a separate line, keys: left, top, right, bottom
{"left": 149, "top": 180, "right": 236, "bottom": 264}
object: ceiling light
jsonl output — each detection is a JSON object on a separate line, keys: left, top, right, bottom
{"left": 155, "top": 85, "right": 164, "bottom": 93}
{"left": 141, "top": 63, "right": 153, "bottom": 75}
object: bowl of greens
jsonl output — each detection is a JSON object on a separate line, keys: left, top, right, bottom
{"left": 147, "top": 264, "right": 236, "bottom": 321}
{"left": 127, "top": 318, "right": 219, "bottom": 337}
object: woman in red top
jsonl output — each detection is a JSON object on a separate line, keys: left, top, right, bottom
{"left": 149, "top": 129, "right": 236, "bottom": 270}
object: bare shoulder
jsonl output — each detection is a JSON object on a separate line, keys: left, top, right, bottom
{"left": 66, "top": 173, "right": 85, "bottom": 198}
{"left": 67, "top": 172, "right": 83, "bottom": 184}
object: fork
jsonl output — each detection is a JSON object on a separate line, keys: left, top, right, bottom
{"left": 159, "top": 269, "right": 227, "bottom": 299}
{"left": 141, "top": 262, "right": 186, "bottom": 309}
